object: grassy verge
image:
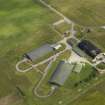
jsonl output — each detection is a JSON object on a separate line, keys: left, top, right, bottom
{"left": 54, "top": 22, "right": 71, "bottom": 35}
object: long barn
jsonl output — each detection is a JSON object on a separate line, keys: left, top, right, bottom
{"left": 78, "top": 40, "right": 101, "bottom": 58}
{"left": 49, "top": 61, "right": 74, "bottom": 86}
{"left": 24, "top": 44, "right": 53, "bottom": 61}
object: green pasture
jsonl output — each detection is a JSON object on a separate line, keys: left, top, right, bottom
{"left": 45, "top": 0, "right": 105, "bottom": 26}
{"left": 0, "top": 0, "right": 61, "bottom": 104}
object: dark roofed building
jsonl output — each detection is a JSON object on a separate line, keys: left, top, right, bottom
{"left": 78, "top": 40, "right": 101, "bottom": 58}
{"left": 24, "top": 44, "right": 53, "bottom": 61}
{"left": 49, "top": 61, "right": 74, "bottom": 86}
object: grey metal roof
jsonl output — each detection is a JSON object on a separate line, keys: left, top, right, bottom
{"left": 24, "top": 44, "right": 53, "bottom": 61}
{"left": 49, "top": 61, "right": 74, "bottom": 86}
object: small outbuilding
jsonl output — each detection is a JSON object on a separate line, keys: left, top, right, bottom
{"left": 24, "top": 44, "right": 53, "bottom": 61}
{"left": 51, "top": 44, "right": 62, "bottom": 50}
{"left": 73, "top": 63, "right": 82, "bottom": 73}
{"left": 49, "top": 61, "right": 74, "bottom": 86}
{"left": 53, "top": 44, "right": 62, "bottom": 50}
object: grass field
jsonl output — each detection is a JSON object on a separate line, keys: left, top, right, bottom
{"left": 0, "top": 0, "right": 61, "bottom": 104}
{"left": 1, "top": 0, "right": 105, "bottom": 105}
{"left": 54, "top": 22, "right": 71, "bottom": 34}
{"left": 71, "top": 78, "right": 105, "bottom": 105}
{"left": 45, "top": 0, "right": 105, "bottom": 26}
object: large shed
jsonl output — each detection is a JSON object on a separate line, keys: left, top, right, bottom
{"left": 49, "top": 61, "right": 74, "bottom": 86}
{"left": 24, "top": 44, "right": 53, "bottom": 61}
{"left": 78, "top": 40, "right": 101, "bottom": 58}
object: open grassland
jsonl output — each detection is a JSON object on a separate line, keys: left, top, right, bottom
{"left": 45, "top": 0, "right": 105, "bottom": 26}
{"left": 0, "top": 0, "right": 61, "bottom": 104}
{"left": 0, "top": 0, "right": 61, "bottom": 56}
{"left": 71, "top": 77, "right": 105, "bottom": 105}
